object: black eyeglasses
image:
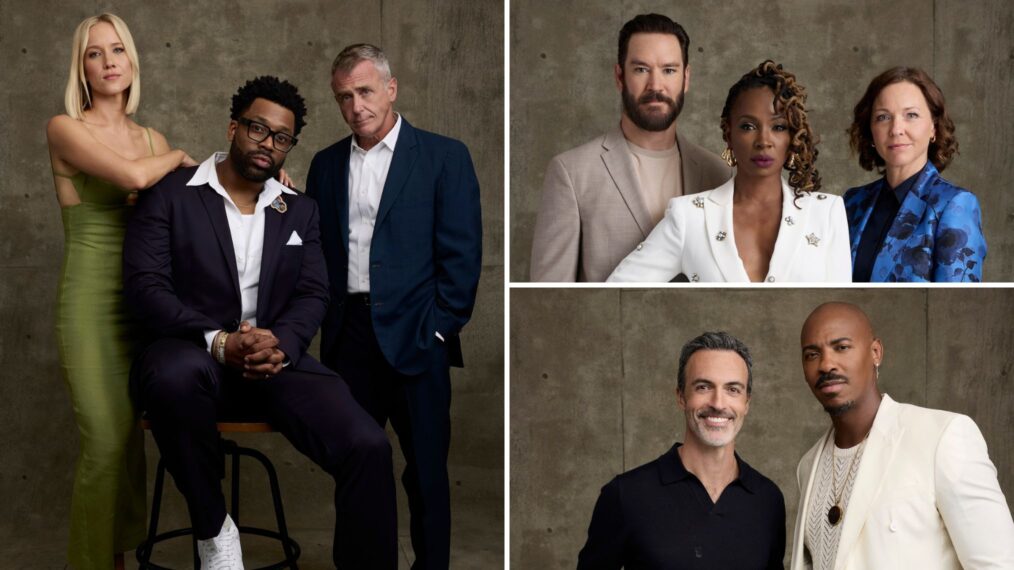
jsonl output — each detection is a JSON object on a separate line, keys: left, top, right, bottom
{"left": 237, "top": 117, "right": 298, "bottom": 152}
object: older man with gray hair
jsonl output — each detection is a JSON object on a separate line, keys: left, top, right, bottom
{"left": 306, "top": 43, "right": 483, "bottom": 569}
{"left": 578, "top": 331, "right": 785, "bottom": 569}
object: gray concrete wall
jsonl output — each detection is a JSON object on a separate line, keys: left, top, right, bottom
{"left": 510, "top": 288, "right": 1014, "bottom": 568}
{"left": 510, "top": 0, "right": 1014, "bottom": 281}
{"left": 0, "top": 1, "right": 503, "bottom": 567}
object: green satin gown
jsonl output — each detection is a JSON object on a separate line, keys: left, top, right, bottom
{"left": 54, "top": 132, "right": 151, "bottom": 568}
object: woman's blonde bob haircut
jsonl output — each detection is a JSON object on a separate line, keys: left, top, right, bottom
{"left": 64, "top": 13, "right": 141, "bottom": 119}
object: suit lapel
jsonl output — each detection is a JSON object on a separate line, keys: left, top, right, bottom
{"left": 793, "top": 429, "right": 833, "bottom": 569}
{"left": 704, "top": 179, "right": 749, "bottom": 281}
{"left": 257, "top": 204, "right": 283, "bottom": 319}
{"left": 849, "top": 183, "right": 880, "bottom": 259}
{"left": 677, "top": 131, "right": 703, "bottom": 194}
{"left": 197, "top": 186, "right": 241, "bottom": 304}
{"left": 375, "top": 119, "right": 419, "bottom": 228}
{"left": 872, "top": 164, "right": 934, "bottom": 279}
{"left": 333, "top": 138, "right": 352, "bottom": 254}
{"left": 766, "top": 181, "right": 806, "bottom": 280}
{"left": 601, "top": 129, "right": 653, "bottom": 237}
{"left": 835, "top": 396, "right": 904, "bottom": 569}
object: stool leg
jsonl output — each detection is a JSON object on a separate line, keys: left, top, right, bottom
{"left": 237, "top": 446, "right": 299, "bottom": 569}
{"left": 231, "top": 443, "right": 241, "bottom": 524}
{"left": 137, "top": 458, "right": 166, "bottom": 569}
{"left": 192, "top": 534, "right": 199, "bottom": 570}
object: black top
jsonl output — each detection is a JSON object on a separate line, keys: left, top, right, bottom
{"left": 577, "top": 443, "right": 786, "bottom": 570}
{"left": 852, "top": 171, "right": 920, "bottom": 282}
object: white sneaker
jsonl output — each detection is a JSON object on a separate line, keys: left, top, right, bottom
{"left": 197, "top": 514, "right": 244, "bottom": 570}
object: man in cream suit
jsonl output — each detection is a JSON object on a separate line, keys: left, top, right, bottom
{"left": 530, "top": 13, "right": 731, "bottom": 282}
{"left": 792, "top": 302, "right": 1014, "bottom": 569}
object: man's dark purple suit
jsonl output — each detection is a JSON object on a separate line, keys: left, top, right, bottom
{"left": 122, "top": 165, "right": 398, "bottom": 568}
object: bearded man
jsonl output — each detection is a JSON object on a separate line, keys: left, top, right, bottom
{"left": 530, "top": 13, "right": 731, "bottom": 281}
{"left": 577, "top": 332, "right": 785, "bottom": 569}
{"left": 123, "top": 76, "right": 398, "bottom": 569}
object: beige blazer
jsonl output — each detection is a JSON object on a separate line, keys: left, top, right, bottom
{"left": 529, "top": 128, "right": 731, "bottom": 282}
{"left": 790, "top": 395, "right": 1014, "bottom": 570}
{"left": 606, "top": 177, "right": 852, "bottom": 283}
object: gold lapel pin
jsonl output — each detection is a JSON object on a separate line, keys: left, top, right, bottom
{"left": 270, "top": 195, "right": 288, "bottom": 214}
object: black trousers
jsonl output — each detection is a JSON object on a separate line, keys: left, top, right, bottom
{"left": 324, "top": 298, "right": 452, "bottom": 570}
{"left": 132, "top": 337, "right": 398, "bottom": 569}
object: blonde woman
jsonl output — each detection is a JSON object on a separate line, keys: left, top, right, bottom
{"left": 46, "top": 14, "right": 194, "bottom": 569}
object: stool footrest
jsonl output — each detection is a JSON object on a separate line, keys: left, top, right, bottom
{"left": 136, "top": 436, "right": 301, "bottom": 569}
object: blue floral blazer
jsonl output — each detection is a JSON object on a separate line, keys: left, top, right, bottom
{"left": 844, "top": 162, "right": 986, "bottom": 282}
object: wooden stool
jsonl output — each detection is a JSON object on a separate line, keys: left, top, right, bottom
{"left": 136, "top": 419, "right": 301, "bottom": 570}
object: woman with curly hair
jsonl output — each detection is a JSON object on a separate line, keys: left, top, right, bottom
{"left": 845, "top": 67, "right": 986, "bottom": 282}
{"left": 608, "top": 60, "right": 851, "bottom": 282}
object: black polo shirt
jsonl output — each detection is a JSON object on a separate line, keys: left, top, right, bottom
{"left": 577, "top": 443, "right": 786, "bottom": 570}
{"left": 852, "top": 171, "right": 921, "bottom": 282}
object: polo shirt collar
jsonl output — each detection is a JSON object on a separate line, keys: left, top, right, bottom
{"left": 659, "top": 442, "right": 759, "bottom": 494}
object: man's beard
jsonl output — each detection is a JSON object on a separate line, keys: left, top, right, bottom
{"left": 621, "top": 78, "right": 685, "bottom": 132}
{"left": 230, "top": 141, "right": 283, "bottom": 183}
{"left": 815, "top": 372, "right": 854, "bottom": 417}
{"left": 825, "top": 401, "right": 856, "bottom": 417}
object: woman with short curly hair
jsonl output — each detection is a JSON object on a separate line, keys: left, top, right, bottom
{"left": 845, "top": 67, "right": 986, "bottom": 282}
{"left": 608, "top": 60, "right": 851, "bottom": 283}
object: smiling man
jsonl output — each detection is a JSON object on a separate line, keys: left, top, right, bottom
{"left": 792, "top": 302, "right": 1014, "bottom": 569}
{"left": 530, "top": 13, "right": 731, "bottom": 282}
{"left": 577, "top": 332, "right": 785, "bottom": 569}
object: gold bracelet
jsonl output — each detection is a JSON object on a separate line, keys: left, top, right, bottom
{"left": 215, "top": 331, "right": 229, "bottom": 364}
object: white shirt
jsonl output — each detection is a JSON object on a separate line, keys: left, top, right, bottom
{"left": 190, "top": 152, "right": 296, "bottom": 352}
{"left": 347, "top": 114, "right": 402, "bottom": 293}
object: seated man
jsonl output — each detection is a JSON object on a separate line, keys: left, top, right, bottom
{"left": 578, "top": 331, "right": 785, "bottom": 569}
{"left": 123, "top": 76, "right": 397, "bottom": 569}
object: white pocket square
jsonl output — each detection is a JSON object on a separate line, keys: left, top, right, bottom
{"left": 285, "top": 230, "right": 303, "bottom": 246}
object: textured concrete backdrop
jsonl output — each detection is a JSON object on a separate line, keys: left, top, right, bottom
{"left": 510, "top": 0, "right": 1014, "bottom": 281}
{"left": 0, "top": 1, "right": 503, "bottom": 567}
{"left": 510, "top": 288, "right": 1014, "bottom": 568}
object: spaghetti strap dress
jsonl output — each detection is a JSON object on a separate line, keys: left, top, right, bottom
{"left": 54, "top": 127, "right": 153, "bottom": 568}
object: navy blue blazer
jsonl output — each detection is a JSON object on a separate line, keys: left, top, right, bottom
{"left": 123, "top": 166, "right": 331, "bottom": 373}
{"left": 306, "top": 118, "right": 482, "bottom": 376}
{"left": 844, "top": 161, "right": 987, "bottom": 282}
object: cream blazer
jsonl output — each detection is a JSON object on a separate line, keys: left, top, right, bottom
{"left": 529, "top": 128, "right": 731, "bottom": 282}
{"left": 607, "top": 177, "right": 852, "bottom": 283}
{"left": 790, "top": 395, "right": 1014, "bottom": 570}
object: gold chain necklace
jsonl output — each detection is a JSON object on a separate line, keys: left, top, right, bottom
{"left": 828, "top": 437, "right": 866, "bottom": 526}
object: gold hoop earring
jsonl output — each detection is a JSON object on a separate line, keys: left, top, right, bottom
{"left": 787, "top": 153, "right": 797, "bottom": 170}
{"left": 930, "top": 135, "right": 936, "bottom": 143}
{"left": 721, "top": 147, "right": 736, "bottom": 167}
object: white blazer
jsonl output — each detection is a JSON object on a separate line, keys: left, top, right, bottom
{"left": 606, "top": 177, "right": 852, "bottom": 283}
{"left": 790, "top": 395, "right": 1014, "bottom": 570}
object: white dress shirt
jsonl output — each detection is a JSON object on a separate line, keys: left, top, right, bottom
{"left": 347, "top": 114, "right": 402, "bottom": 293}
{"left": 190, "top": 152, "right": 296, "bottom": 352}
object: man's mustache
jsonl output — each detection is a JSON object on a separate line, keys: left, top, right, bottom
{"left": 248, "top": 151, "right": 275, "bottom": 168}
{"left": 815, "top": 372, "right": 848, "bottom": 389}
{"left": 697, "top": 406, "right": 734, "bottom": 420}
{"left": 638, "top": 90, "right": 675, "bottom": 106}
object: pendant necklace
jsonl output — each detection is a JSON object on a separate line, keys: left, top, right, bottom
{"left": 828, "top": 436, "right": 866, "bottom": 526}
